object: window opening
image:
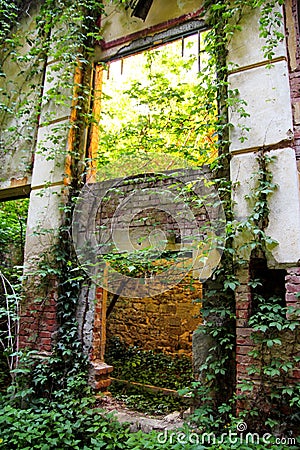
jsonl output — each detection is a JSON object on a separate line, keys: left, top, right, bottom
{"left": 249, "top": 258, "right": 286, "bottom": 317}
{"left": 126, "top": 0, "right": 154, "bottom": 21}
{"left": 96, "top": 29, "right": 215, "bottom": 182}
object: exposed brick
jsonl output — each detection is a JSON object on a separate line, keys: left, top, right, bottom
{"left": 235, "top": 294, "right": 252, "bottom": 305}
{"left": 286, "top": 267, "right": 300, "bottom": 276}
{"left": 236, "top": 365, "right": 257, "bottom": 380}
{"left": 40, "top": 345, "right": 51, "bottom": 352}
{"left": 286, "top": 283, "right": 300, "bottom": 293}
{"left": 288, "top": 0, "right": 300, "bottom": 157}
{"left": 236, "top": 345, "right": 253, "bottom": 355}
{"left": 236, "top": 301, "right": 251, "bottom": 310}
{"left": 93, "top": 379, "right": 112, "bottom": 390}
{"left": 236, "top": 327, "right": 253, "bottom": 337}
{"left": 236, "top": 354, "right": 256, "bottom": 364}
{"left": 235, "top": 285, "right": 251, "bottom": 294}
{"left": 285, "top": 275, "right": 300, "bottom": 284}
{"left": 292, "top": 369, "right": 300, "bottom": 379}
{"left": 236, "top": 310, "right": 249, "bottom": 319}
{"left": 20, "top": 317, "right": 34, "bottom": 324}
{"left": 286, "top": 292, "right": 298, "bottom": 303}
{"left": 237, "top": 336, "right": 253, "bottom": 346}
{"left": 38, "top": 331, "right": 52, "bottom": 338}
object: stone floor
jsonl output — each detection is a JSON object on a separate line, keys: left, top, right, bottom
{"left": 97, "top": 395, "right": 189, "bottom": 433}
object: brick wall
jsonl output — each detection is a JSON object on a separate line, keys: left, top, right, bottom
{"left": 19, "top": 278, "right": 58, "bottom": 354}
{"left": 286, "top": 0, "right": 300, "bottom": 160}
{"left": 286, "top": 266, "right": 300, "bottom": 311}
{"left": 94, "top": 168, "right": 212, "bottom": 268}
{"left": 90, "top": 168, "right": 211, "bottom": 358}
{"left": 236, "top": 265, "right": 300, "bottom": 401}
{"left": 235, "top": 268, "right": 258, "bottom": 387}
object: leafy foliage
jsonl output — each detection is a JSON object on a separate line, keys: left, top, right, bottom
{"left": 98, "top": 39, "right": 217, "bottom": 177}
{"left": 0, "top": 0, "right": 298, "bottom": 446}
{"left": 110, "top": 383, "right": 187, "bottom": 415}
{"left": 0, "top": 199, "right": 28, "bottom": 390}
{"left": 0, "top": 390, "right": 132, "bottom": 450}
{"left": 0, "top": 390, "right": 299, "bottom": 449}
{"left": 106, "top": 337, "right": 193, "bottom": 389}
{"left": 0, "top": 199, "right": 28, "bottom": 277}
{"left": 106, "top": 337, "right": 193, "bottom": 414}
{"left": 240, "top": 296, "right": 300, "bottom": 431}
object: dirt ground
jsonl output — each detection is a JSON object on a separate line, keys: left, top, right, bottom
{"left": 96, "top": 394, "right": 189, "bottom": 432}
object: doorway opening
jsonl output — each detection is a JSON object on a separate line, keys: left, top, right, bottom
{"left": 91, "top": 29, "right": 215, "bottom": 414}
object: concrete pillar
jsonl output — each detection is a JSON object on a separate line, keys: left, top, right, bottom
{"left": 20, "top": 44, "right": 73, "bottom": 354}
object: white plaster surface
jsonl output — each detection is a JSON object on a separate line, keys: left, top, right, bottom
{"left": 100, "top": 0, "right": 202, "bottom": 45}
{"left": 23, "top": 185, "right": 64, "bottom": 269}
{"left": 229, "top": 60, "right": 293, "bottom": 152}
{"left": 228, "top": 4, "right": 286, "bottom": 69}
{"left": 39, "top": 63, "right": 73, "bottom": 125}
{"left": 31, "top": 121, "right": 68, "bottom": 187}
{"left": 230, "top": 152, "right": 258, "bottom": 220}
{"left": 231, "top": 149, "right": 300, "bottom": 265}
{"left": 26, "top": 185, "right": 63, "bottom": 231}
{"left": 266, "top": 148, "right": 300, "bottom": 264}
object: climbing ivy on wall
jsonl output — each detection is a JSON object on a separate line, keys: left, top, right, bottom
{"left": 0, "top": 0, "right": 108, "bottom": 400}
{"left": 0, "top": 199, "right": 29, "bottom": 391}
{"left": 181, "top": 0, "right": 300, "bottom": 436}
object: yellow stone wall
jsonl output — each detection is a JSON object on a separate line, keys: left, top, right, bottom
{"left": 106, "top": 277, "right": 202, "bottom": 357}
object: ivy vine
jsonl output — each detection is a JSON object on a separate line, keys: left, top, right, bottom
{"left": 0, "top": 0, "right": 298, "bottom": 441}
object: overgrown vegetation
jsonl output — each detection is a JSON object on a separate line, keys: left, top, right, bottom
{"left": 0, "top": 199, "right": 28, "bottom": 391}
{"left": 183, "top": 0, "right": 299, "bottom": 438}
{"left": 1, "top": 395, "right": 298, "bottom": 450}
{"left": 106, "top": 337, "right": 193, "bottom": 414}
{"left": 0, "top": 199, "right": 28, "bottom": 279}
{"left": 97, "top": 34, "right": 216, "bottom": 177}
{"left": 108, "top": 339, "right": 192, "bottom": 388}
{"left": 0, "top": 0, "right": 299, "bottom": 448}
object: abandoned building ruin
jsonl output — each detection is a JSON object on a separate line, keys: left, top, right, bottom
{"left": 0, "top": 0, "right": 300, "bottom": 410}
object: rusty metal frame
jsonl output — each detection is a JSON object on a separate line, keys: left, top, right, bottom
{"left": 100, "top": 18, "right": 206, "bottom": 62}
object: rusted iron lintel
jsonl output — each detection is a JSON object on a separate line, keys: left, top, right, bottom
{"left": 99, "top": 8, "right": 205, "bottom": 57}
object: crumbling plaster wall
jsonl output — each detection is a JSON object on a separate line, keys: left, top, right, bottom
{"left": 1, "top": 0, "right": 298, "bottom": 394}
{"left": 17, "top": 15, "right": 75, "bottom": 353}
{"left": 0, "top": 1, "right": 70, "bottom": 352}
{"left": 0, "top": 2, "right": 42, "bottom": 200}
{"left": 229, "top": 2, "right": 300, "bottom": 266}
{"left": 228, "top": 1, "right": 300, "bottom": 390}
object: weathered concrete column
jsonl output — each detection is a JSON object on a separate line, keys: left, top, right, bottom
{"left": 20, "top": 41, "right": 73, "bottom": 354}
